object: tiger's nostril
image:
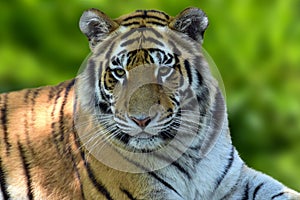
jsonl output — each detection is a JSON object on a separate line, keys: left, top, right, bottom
{"left": 130, "top": 116, "right": 151, "bottom": 128}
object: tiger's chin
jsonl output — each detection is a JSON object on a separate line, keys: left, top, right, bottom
{"left": 115, "top": 131, "right": 174, "bottom": 152}
{"left": 128, "top": 136, "right": 163, "bottom": 152}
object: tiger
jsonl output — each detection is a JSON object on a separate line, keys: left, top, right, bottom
{"left": 0, "top": 7, "right": 299, "bottom": 200}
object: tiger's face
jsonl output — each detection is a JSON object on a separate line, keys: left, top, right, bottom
{"left": 105, "top": 46, "right": 184, "bottom": 151}
{"left": 76, "top": 8, "right": 217, "bottom": 157}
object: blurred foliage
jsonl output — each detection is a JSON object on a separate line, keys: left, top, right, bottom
{"left": 0, "top": 0, "right": 299, "bottom": 190}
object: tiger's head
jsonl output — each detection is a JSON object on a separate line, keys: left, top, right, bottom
{"left": 75, "top": 8, "right": 219, "bottom": 162}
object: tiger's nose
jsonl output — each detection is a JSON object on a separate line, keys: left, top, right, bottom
{"left": 130, "top": 116, "right": 151, "bottom": 128}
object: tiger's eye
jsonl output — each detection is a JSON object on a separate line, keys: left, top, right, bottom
{"left": 159, "top": 66, "right": 172, "bottom": 76}
{"left": 113, "top": 68, "right": 126, "bottom": 78}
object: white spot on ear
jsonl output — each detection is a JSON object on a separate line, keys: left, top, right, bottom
{"left": 202, "top": 16, "right": 209, "bottom": 29}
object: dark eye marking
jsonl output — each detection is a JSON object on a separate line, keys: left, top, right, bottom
{"left": 184, "top": 60, "right": 193, "bottom": 85}
{"left": 111, "top": 56, "right": 123, "bottom": 66}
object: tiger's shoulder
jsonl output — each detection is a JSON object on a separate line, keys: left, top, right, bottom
{"left": 0, "top": 79, "right": 75, "bottom": 140}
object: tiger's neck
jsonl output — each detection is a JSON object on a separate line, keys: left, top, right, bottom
{"left": 76, "top": 88, "right": 241, "bottom": 199}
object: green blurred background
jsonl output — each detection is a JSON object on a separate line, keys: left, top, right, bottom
{"left": 0, "top": 0, "right": 299, "bottom": 190}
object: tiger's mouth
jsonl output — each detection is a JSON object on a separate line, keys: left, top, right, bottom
{"left": 114, "top": 117, "right": 180, "bottom": 152}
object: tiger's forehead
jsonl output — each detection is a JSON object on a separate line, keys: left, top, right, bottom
{"left": 96, "top": 25, "right": 198, "bottom": 71}
{"left": 114, "top": 27, "right": 170, "bottom": 53}
{"left": 115, "top": 9, "right": 172, "bottom": 28}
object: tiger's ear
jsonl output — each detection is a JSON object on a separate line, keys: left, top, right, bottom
{"left": 79, "top": 9, "right": 119, "bottom": 50}
{"left": 169, "top": 7, "right": 209, "bottom": 43}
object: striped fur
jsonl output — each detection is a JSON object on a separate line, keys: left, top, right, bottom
{"left": 0, "top": 7, "right": 299, "bottom": 200}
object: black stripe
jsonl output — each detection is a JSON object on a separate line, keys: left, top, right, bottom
{"left": 120, "top": 29, "right": 138, "bottom": 40}
{"left": 145, "top": 37, "right": 164, "bottom": 46}
{"left": 151, "top": 10, "right": 170, "bottom": 19}
{"left": 135, "top": 10, "right": 170, "bottom": 20}
{"left": 171, "top": 161, "right": 192, "bottom": 179}
{"left": 129, "top": 51, "right": 138, "bottom": 65}
{"left": 97, "top": 61, "right": 104, "bottom": 88}
{"left": 122, "top": 14, "right": 146, "bottom": 22}
{"left": 50, "top": 84, "right": 65, "bottom": 153}
{"left": 85, "top": 162, "right": 113, "bottom": 200}
{"left": 146, "top": 28, "right": 163, "bottom": 38}
{"left": 96, "top": 101, "right": 111, "bottom": 114}
{"left": 120, "top": 188, "right": 136, "bottom": 200}
{"left": 169, "top": 96, "right": 179, "bottom": 107}
{"left": 31, "top": 89, "right": 40, "bottom": 106}
{"left": 242, "top": 182, "right": 250, "bottom": 200}
{"left": 23, "top": 89, "right": 32, "bottom": 155}
{"left": 100, "top": 67, "right": 113, "bottom": 100}
{"left": 219, "top": 184, "right": 238, "bottom": 200}
{"left": 1, "top": 94, "right": 11, "bottom": 156}
{"left": 118, "top": 36, "right": 162, "bottom": 51}
{"left": 28, "top": 89, "right": 41, "bottom": 155}
{"left": 73, "top": 130, "right": 113, "bottom": 200}
{"left": 93, "top": 33, "right": 118, "bottom": 57}
{"left": 167, "top": 40, "right": 182, "bottom": 57}
{"left": 102, "top": 68, "right": 116, "bottom": 92}
{"left": 122, "top": 20, "right": 167, "bottom": 27}
{"left": 215, "top": 146, "right": 234, "bottom": 189}
{"left": 24, "top": 89, "right": 32, "bottom": 103}
{"left": 153, "top": 10, "right": 170, "bottom": 19}
{"left": 195, "top": 69, "right": 204, "bottom": 87}
{"left": 220, "top": 164, "right": 245, "bottom": 200}
{"left": 0, "top": 156, "right": 10, "bottom": 199}
{"left": 17, "top": 141, "right": 34, "bottom": 200}
{"left": 271, "top": 192, "right": 285, "bottom": 199}
{"left": 120, "top": 38, "right": 140, "bottom": 47}
{"left": 151, "top": 151, "right": 192, "bottom": 179}
{"left": 252, "top": 182, "right": 264, "bottom": 200}
{"left": 148, "top": 171, "right": 182, "bottom": 197}
{"left": 196, "top": 87, "right": 210, "bottom": 114}
{"left": 104, "top": 41, "right": 116, "bottom": 60}
{"left": 48, "top": 86, "right": 57, "bottom": 102}
{"left": 164, "top": 54, "right": 174, "bottom": 65}
{"left": 59, "top": 79, "right": 75, "bottom": 141}
{"left": 125, "top": 53, "right": 134, "bottom": 67}
{"left": 184, "top": 60, "right": 193, "bottom": 85}
{"left": 122, "top": 14, "right": 167, "bottom": 23}
{"left": 180, "top": 150, "right": 202, "bottom": 167}
{"left": 121, "top": 22, "right": 139, "bottom": 28}
{"left": 145, "top": 16, "right": 168, "bottom": 24}
{"left": 66, "top": 134, "right": 85, "bottom": 199}
{"left": 148, "top": 48, "right": 166, "bottom": 54}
